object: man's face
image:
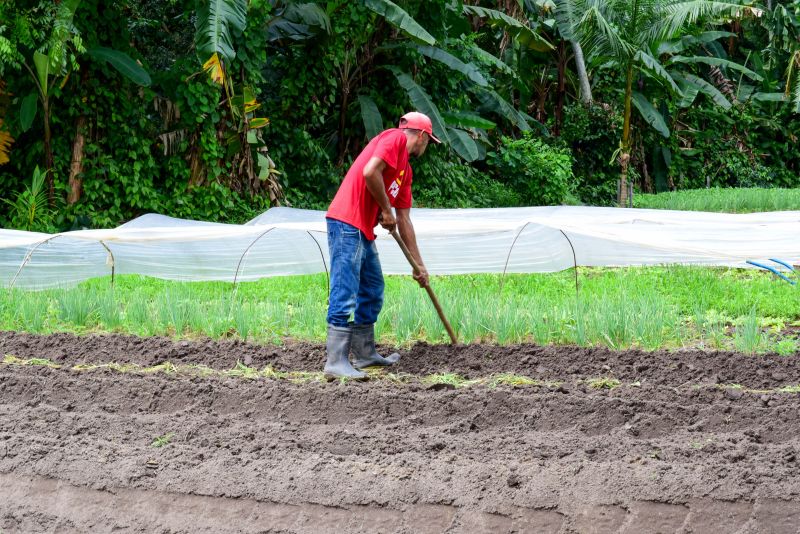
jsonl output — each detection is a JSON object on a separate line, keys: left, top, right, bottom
{"left": 412, "top": 131, "right": 429, "bottom": 157}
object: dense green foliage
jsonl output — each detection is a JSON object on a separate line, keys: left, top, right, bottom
{"left": 488, "top": 133, "right": 576, "bottom": 205}
{"left": 1, "top": 0, "right": 799, "bottom": 230}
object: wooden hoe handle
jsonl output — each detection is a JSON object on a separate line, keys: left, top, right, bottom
{"left": 390, "top": 230, "right": 458, "bottom": 344}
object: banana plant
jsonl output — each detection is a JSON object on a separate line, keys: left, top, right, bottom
{"left": 761, "top": 0, "right": 800, "bottom": 112}
{"left": 364, "top": 0, "right": 436, "bottom": 45}
{"left": 267, "top": 2, "right": 332, "bottom": 42}
{"left": 194, "top": 0, "right": 331, "bottom": 200}
{"left": 463, "top": 5, "right": 554, "bottom": 52}
{"left": 462, "top": 1, "right": 570, "bottom": 133}
{"left": 195, "top": 0, "right": 247, "bottom": 67}
{"left": 556, "top": 0, "right": 762, "bottom": 207}
{"left": 195, "top": 0, "right": 268, "bottom": 196}
{"left": 8, "top": 0, "right": 149, "bottom": 206}
{"left": 15, "top": 0, "right": 83, "bottom": 205}
{"left": 787, "top": 49, "right": 800, "bottom": 111}
{"left": 361, "top": 0, "right": 531, "bottom": 162}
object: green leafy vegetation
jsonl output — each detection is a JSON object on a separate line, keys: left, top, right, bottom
{"left": 1, "top": 1, "right": 799, "bottom": 357}
{"left": 1, "top": 265, "right": 797, "bottom": 353}
{"left": 488, "top": 133, "right": 576, "bottom": 206}
{"left": 0, "top": 1, "right": 798, "bottom": 226}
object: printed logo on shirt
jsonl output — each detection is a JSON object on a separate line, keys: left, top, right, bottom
{"left": 388, "top": 170, "right": 404, "bottom": 199}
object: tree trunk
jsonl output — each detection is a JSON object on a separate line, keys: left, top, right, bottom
{"left": 337, "top": 86, "right": 350, "bottom": 166}
{"left": 728, "top": 20, "right": 740, "bottom": 56}
{"left": 571, "top": 40, "right": 592, "bottom": 104}
{"left": 187, "top": 131, "right": 205, "bottom": 187}
{"left": 554, "top": 40, "right": 567, "bottom": 136}
{"left": 43, "top": 98, "right": 55, "bottom": 206}
{"left": 639, "top": 141, "right": 652, "bottom": 193}
{"left": 619, "top": 62, "right": 635, "bottom": 207}
{"left": 536, "top": 87, "right": 547, "bottom": 124}
{"left": 67, "top": 115, "right": 87, "bottom": 205}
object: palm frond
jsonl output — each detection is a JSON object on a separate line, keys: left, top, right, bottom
{"left": 554, "top": 0, "right": 583, "bottom": 41}
{"left": 581, "top": 4, "right": 635, "bottom": 60}
{"left": 625, "top": 0, "right": 662, "bottom": 45}
{"left": 657, "top": 1, "right": 753, "bottom": 43}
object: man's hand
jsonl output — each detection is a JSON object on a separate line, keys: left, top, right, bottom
{"left": 379, "top": 209, "right": 397, "bottom": 232}
{"left": 413, "top": 267, "right": 429, "bottom": 288}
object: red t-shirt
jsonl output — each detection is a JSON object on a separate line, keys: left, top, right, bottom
{"left": 326, "top": 129, "right": 413, "bottom": 241}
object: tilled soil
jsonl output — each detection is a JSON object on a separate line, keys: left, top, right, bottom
{"left": 2, "top": 332, "right": 800, "bottom": 533}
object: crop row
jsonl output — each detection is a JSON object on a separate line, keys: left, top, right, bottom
{"left": 0, "top": 267, "right": 797, "bottom": 353}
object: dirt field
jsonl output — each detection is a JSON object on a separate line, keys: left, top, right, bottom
{"left": 2, "top": 332, "right": 800, "bottom": 533}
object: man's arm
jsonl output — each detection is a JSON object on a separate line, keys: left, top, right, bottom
{"left": 363, "top": 156, "right": 396, "bottom": 232}
{"left": 396, "top": 208, "right": 429, "bottom": 287}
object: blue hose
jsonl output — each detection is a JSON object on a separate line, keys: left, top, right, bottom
{"left": 769, "top": 258, "right": 796, "bottom": 272}
{"left": 747, "top": 260, "right": 797, "bottom": 285}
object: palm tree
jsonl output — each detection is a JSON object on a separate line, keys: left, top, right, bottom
{"left": 557, "top": 0, "right": 759, "bottom": 206}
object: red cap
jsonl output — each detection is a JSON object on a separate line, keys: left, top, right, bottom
{"left": 399, "top": 111, "right": 441, "bottom": 144}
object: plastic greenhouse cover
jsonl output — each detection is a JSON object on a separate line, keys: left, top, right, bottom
{"left": 1, "top": 206, "right": 799, "bottom": 289}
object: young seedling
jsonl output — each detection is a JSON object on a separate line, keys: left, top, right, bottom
{"left": 151, "top": 432, "right": 175, "bottom": 448}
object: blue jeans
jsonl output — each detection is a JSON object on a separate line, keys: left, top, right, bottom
{"left": 326, "top": 218, "right": 384, "bottom": 327}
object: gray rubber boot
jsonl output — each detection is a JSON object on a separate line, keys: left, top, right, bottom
{"left": 324, "top": 324, "right": 367, "bottom": 380}
{"left": 352, "top": 323, "right": 401, "bottom": 369}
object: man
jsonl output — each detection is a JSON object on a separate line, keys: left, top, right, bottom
{"left": 323, "top": 111, "right": 440, "bottom": 379}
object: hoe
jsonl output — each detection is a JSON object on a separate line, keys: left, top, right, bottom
{"left": 391, "top": 229, "right": 458, "bottom": 344}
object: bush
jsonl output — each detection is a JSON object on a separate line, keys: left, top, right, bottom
{"left": 560, "top": 103, "right": 622, "bottom": 206}
{"left": 487, "top": 133, "right": 574, "bottom": 206}
{"left": 669, "top": 106, "right": 795, "bottom": 190}
{"left": 670, "top": 134, "right": 776, "bottom": 190}
{"left": 265, "top": 121, "right": 341, "bottom": 210}
{"left": 412, "top": 149, "right": 521, "bottom": 208}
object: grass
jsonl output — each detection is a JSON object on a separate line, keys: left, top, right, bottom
{"left": 0, "top": 265, "right": 797, "bottom": 352}
{"left": 421, "top": 373, "right": 479, "bottom": 388}
{"left": 0, "top": 355, "right": 544, "bottom": 389}
{"left": 9, "top": 355, "right": 800, "bottom": 394}
{"left": 734, "top": 307, "right": 767, "bottom": 355}
{"left": 224, "top": 361, "right": 263, "bottom": 380}
{"left": 634, "top": 187, "right": 800, "bottom": 213}
{"left": 586, "top": 377, "right": 621, "bottom": 390}
{"left": 490, "top": 373, "right": 546, "bottom": 388}
{"left": 2, "top": 354, "right": 60, "bottom": 367}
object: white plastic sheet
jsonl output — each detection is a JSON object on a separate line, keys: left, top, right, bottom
{"left": 1, "top": 206, "right": 798, "bottom": 289}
